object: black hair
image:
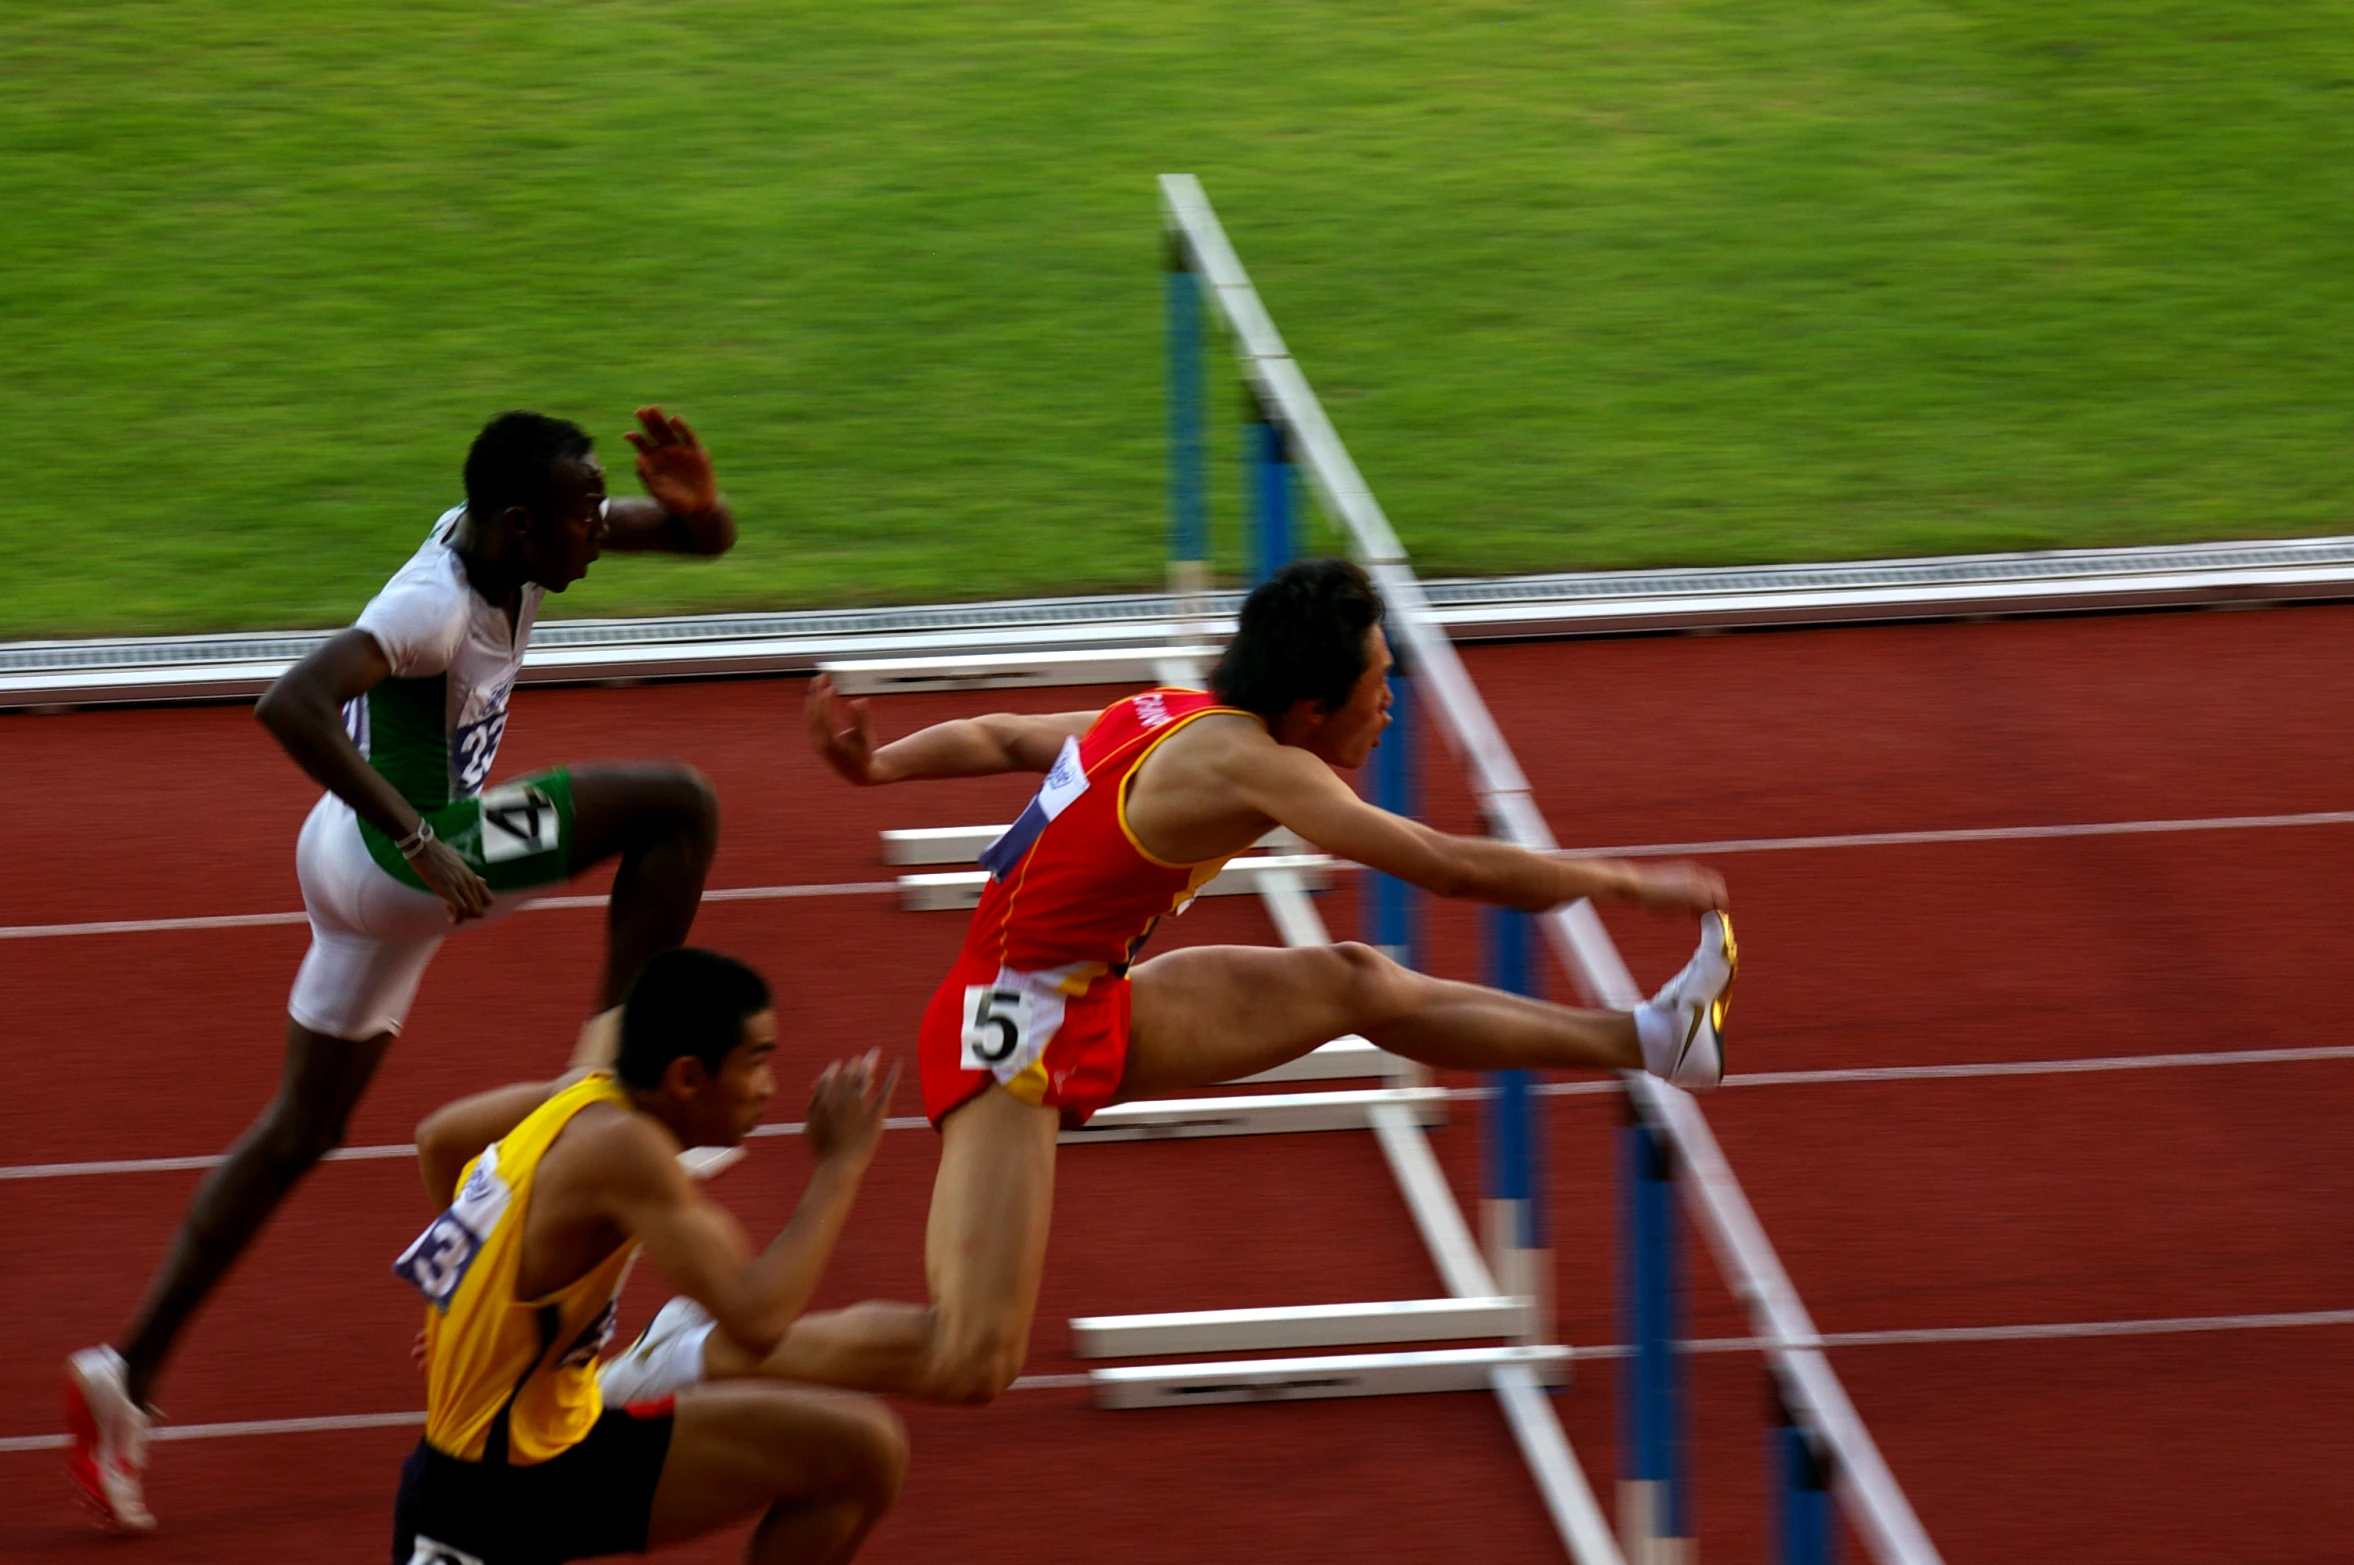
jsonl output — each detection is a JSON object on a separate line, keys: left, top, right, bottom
{"left": 1209, "top": 557, "right": 1388, "bottom": 719}
{"left": 615, "top": 948, "right": 772, "bottom": 1090}
{"left": 463, "top": 411, "right": 595, "bottom": 523}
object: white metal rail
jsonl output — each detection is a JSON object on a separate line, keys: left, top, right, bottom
{"left": 1164, "top": 171, "right": 1942, "bottom": 1565}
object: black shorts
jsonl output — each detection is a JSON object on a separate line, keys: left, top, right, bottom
{"left": 391, "top": 1401, "right": 676, "bottom": 1565}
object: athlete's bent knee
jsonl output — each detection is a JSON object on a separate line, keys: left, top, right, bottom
{"left": 661, "top": 765, "right": 720, "bottom": 840}
{"left": 1327, "top": 940, "right": 1411, "bottom": 1019}
{"left": 835, "top": 1401, "right": 908, "bottom": 1506}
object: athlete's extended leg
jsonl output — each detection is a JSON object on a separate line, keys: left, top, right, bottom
{"left": 713, "top": 1086, "right": 1060, "bottom": 1404}
{"left": 1119, "top": 940, "right": 1637, "bottom": 1098}
{"left": 117, "top": 1022, "right": 391, "bottom": 1408}
{"left": 645, "top": 1382, "right": 905, "bottom": 1565}
{"left": 565, "top": 762, "right": 720, "bottom": 1009}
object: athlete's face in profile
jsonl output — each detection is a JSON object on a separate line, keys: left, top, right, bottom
{"left": 524, "top": 455, "right": 610, "bottom": 592}
{"left": 704, "top": 1009, "right": 779, "bottom": 1143}
{"left": 1301, "top": 627, "right": 1394, "bottom": 771}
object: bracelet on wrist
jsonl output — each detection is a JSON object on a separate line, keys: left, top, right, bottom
{"left": 395, "top": 819, "right": 436, "bottom": 860}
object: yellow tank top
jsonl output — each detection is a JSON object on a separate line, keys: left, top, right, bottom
{"left": 392, "top": 1074, "right": 640, "bottom": 1465}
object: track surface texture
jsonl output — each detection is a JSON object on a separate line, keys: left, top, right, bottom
{"left": 5, "top": 605, "right": 2351, "bottom": 1563}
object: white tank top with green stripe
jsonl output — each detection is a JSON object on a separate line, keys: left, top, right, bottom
{"left": 344, "top": 508, "right": 544, "bottom": 811}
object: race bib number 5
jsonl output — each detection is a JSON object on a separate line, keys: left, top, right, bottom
{"left": 959, "top": 980, "right": 1065, "bottom": 1080}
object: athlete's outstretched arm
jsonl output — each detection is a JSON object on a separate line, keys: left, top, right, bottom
{"left": 254, "top": 629, "right": 492, "bottom": 922}
{"left": 806, "top": 674, "right": 1096, "bottom": 786}
{"left": 600, "top": 405, "right": 737, "bottom": 556}
{"left": 1229, "top": 739, "right": 1725, "bottom": 913}
{"left": 605, "top": 1055, "right": 895, "bottom": 1355}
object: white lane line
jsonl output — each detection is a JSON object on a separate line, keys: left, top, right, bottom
{"left": 1570, "top": 1307, "right": 2354, "bottom": 1360}
{"left": 12, "top": 807, "right": 2353, "bottom": 942}
{"left": 1719, "top": 1045, "right": 2354, "bottom": 1089}
{"left": 0, "top": 881, "right": 900, "bottom": 942}
{"left": 8, "top": 1308, "right": 2347, "bottom": 1455}
{"left": 0, "top": 1114, "right": 937, "bottom": 1182}
{"left": 1525, "top": 1044, "right": 2354, "bottom": 1099}
{"left": 1568, "top": 808, "right": 2354, "bottom": 860}
{"left": 1, "top": 910, "right": 312, "bottom": 939}
{"left": 15, "top": 1044, "right": 2351, "bottom": 1185}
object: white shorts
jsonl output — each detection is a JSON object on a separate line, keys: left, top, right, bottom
{"left": 286, "top": 795, "right": 538, "bottom": 1040}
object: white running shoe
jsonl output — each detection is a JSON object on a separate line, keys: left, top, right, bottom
{"left": 599, "top": 1296, "right": 717, "bottom": 1405}
{"left": 64, "top": 1346, "right": 155, "bottom": 1533}
{"left": 1645, "top": 910, "right": 1737, "bottom": 1091}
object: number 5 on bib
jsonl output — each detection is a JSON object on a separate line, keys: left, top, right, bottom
{"left": 959, "top": 980, "right": 1064, "bottom": 1080}
{"left": 960, "top": 987, "right": 1030, "bottom": 1069}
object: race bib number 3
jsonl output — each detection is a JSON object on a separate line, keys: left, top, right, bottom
{"left": 958, "top": 979, "right": 1065, "bottom": 1080}
{"left": 392, "top": 1145, "right": 512, "bottom": 1309}
{"left": 478, "top": 781, "right": 561, "bottom": 863}
{"left": 392, "top": 1210, "right": 485, "bottom": 1308}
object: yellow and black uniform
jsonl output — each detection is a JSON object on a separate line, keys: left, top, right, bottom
{"left": 389, "top": 1074, "right": 674, "bottom": 1565}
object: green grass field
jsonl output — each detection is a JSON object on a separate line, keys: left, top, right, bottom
{"left": 3, "top": 1, "right": 2349, "bottom": 637}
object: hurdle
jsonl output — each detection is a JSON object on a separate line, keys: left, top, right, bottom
{"left": 1156, "top": 174, "right": 1943, "bottom": 1565}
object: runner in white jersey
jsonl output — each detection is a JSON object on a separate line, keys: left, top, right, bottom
{"left": 66, "top": 407, "right": 740, "bottom": 1534}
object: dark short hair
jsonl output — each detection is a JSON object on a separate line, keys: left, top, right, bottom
{"left": 615, "top": 948, "right": 772, "bottom": 1090}
{"left": 1209, "top": 558, "right": 1387, "bottom": 719}
{"left": 463, "top": 411, "right": 595, "bottom": 523}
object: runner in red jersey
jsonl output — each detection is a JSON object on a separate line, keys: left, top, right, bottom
{"left": 724, "top": 559, "right": 1736, "bottom": 1406}
{"left": 919, "top": 685, "right": 1264, "bottom": 1126}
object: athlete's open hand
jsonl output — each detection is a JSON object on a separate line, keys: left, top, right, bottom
{"left": 804, "top": 1049, "right": 897, "bottom": 1170}
{"left": 1620, "top": 860, "right": 1728, "bottom": 915}
{"left": 411, "top": 835, "right": 493, "bottom": 923}
{"left": 806, "top": 674, "right": 883, "bottom": 786}
{"left": 625, "top": 406, "right": 718, "bottom": 519}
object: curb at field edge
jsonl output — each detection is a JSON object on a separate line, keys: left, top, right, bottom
{"left": 6, "top": 535, "right": 2354, "bottom": 710}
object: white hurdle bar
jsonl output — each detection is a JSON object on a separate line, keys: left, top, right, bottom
{"left": 824, "top": 645, "right": 1219, "bottom": 695}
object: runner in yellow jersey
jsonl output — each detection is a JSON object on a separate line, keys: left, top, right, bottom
{"left": 392, "top": 948, "right": 903, "bottom": 1565}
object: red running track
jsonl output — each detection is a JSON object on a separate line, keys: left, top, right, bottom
{"left": 5, "top": 605, "right": 2354, "bottom": 1563}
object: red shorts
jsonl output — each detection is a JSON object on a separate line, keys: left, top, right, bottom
{"left": 918, "top": 954, "right": 1132, "bottom": 1128}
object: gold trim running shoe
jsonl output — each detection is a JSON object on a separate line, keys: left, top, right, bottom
{"left": 1648, "top": 910, "right": 1736, "bottom": 1091}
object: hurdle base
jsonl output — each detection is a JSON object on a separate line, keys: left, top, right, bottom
{"left": 1092, "top": 1344, "right": 1569, "bottom": 1408}
{"left": 1072, "top": 1294, "right": 1533, "bottom": 1358}
{"left": 1620, "top": 1479, "right": 1695, "bottom": 1565}
{"left": 1061, "top": 1085, "right": 1445, "bottom": 1144}
{"left": 1226, "top": 1033, "right": 1410, "bottom": 1085}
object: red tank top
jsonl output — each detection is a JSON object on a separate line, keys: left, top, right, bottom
{"left": 965, "top": 688, "right": 1259, "bottom": 991}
